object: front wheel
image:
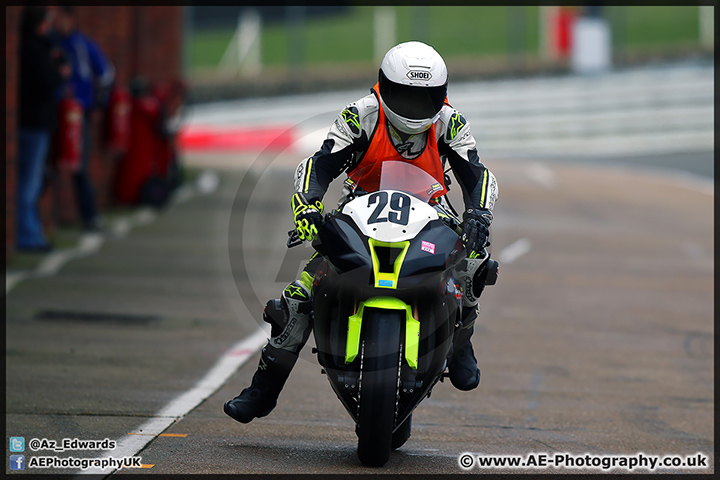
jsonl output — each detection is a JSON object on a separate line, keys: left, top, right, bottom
{"left": 356, "top": 308, "right": 402, "bottom": 467}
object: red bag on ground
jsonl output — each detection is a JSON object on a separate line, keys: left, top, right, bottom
{"left": 113, "top": 94, "right": 163, "bottom": 205}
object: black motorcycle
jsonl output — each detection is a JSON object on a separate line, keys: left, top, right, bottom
{"left": 286, "top": 161, "right": 497, "bottom": 466}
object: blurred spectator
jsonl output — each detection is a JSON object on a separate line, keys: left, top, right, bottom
{"left": 17, "top": 5, "right": 70, "bottom": 252}
{"left": 53, "top": 5, "right": 115, "bottom": 231}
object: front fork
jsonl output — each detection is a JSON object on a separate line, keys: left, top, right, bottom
{"left": 345, "top": 296, "right": 420, "bottom": 369}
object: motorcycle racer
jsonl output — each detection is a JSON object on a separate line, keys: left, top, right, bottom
{"left": 225, "top": 41, "right": 498, "bottom": 424}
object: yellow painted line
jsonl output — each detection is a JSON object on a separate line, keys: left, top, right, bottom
{"left": 124, "top": 463, "right": 155, "bottom": 469}
{"left": 127, "top": 433, "right": 187, "bottom": 437}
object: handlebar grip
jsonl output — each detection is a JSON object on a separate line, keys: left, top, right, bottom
{"left": 287, "top": 229, "right": 302, "bottom": 248}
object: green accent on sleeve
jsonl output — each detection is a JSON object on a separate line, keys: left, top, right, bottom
{"left": 291, "top": 193, "right": 324, "bottom": 241}
{"left": 304, "top": 158, "right": 313, "bottom": 194}
{"left": 449, "top": 113, "right": 466, "bottom": 140}
{"left": 341, "top": 108, "right": 361, "bottom": 133}
{"left": 284, "top": 283, "right": 308, "bottom": 300}
{"left": 300, "top": 271, "right": 314, "bottom": 291}
{"left": 291, "top": 193, "right": 307, "bottom": 220}
{"left": 479, "top": 169, "right": 488, "bottom": 209}
{"left": 345, "top": 296, "right": 419, "bottom": 369}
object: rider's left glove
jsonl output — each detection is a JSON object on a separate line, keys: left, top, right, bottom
{"left": 461, "top": 208, "right": 493, "bottom": 257}
{"left": 291, "top": 193, "right": 324, "bottom": 241}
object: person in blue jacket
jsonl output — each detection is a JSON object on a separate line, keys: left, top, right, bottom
{"left": 53, "top": 5, "right": 115, "bottom": 231}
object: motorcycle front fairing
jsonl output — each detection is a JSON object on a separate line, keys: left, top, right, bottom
{"left": 311, "top": 175, "right": 466, "bottom": 428}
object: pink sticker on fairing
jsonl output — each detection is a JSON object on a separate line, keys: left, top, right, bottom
{"left": 421, "top": 241, "right": 435, "bottom": 254}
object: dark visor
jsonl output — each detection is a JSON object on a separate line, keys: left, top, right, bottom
{"left": 379, "top": 70, "right": 447, "bottom": 120}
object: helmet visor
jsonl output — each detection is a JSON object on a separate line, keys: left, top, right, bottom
{"left": 379, "top": 70, "right": 447, "bottom": 120}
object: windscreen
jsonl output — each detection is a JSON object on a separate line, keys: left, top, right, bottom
{"left": 378, "top": 160, "right": 441, "bottom": 203}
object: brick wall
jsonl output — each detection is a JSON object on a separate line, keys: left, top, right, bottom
{"left": 132, "top": 7, "right": 183, "bottom": 86}
{"left": 5, "top": 6, "right": 183, "bottom": 254}
{"left": 6, "top": 7, "right": 20, "bottom": 258}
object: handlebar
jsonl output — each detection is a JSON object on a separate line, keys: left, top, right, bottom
{"left": 287, "top": 211, "right": 333, "bottom": 249}
{"left": 287, "top": 229, "right": 302, "bottom": 248}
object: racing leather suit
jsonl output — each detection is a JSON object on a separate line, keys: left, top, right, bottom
{"left": 271, "top": 86, "right": 499, "bottom": 356}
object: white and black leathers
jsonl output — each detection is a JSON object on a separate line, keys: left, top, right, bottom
{"left": 294, "top": 90, "right": 498, "bottom": 216}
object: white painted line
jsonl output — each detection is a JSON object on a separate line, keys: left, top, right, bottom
{"left": 76, "top": 327, "right": 269, "bottom": 476}
{"left": 35, "top": 233, "right": 106, "bottom": 277}
{"left": 528, "top": 163, "right": 557, "bottom": 189}
{"left": 78, "top": 232, "right": 104, "bottom": 253}
{"left": 498, "top": 238, "right": 532, "bottom": 264}
{"left": 170, "top": 184, "right": 196, "bottom": 205}
{"left": 197, "top": 169, "right": 220, "bottom": 195}
{"left": 36, "top": 251, "right": 74, "bottom": 277}
{"left": 112, "top": 218, "right": 132, "bottom": 238}
{"left": 133, "top": 207, "right": 157, "bottom": 225}
{"left": 8, "top": 214, "right": 152, "bottom": 294}
{"left": 5, "top": 272, "right": 29, "bottom": 295}
{"left": 6, "top": 177, "right": 211, "bottom": 295}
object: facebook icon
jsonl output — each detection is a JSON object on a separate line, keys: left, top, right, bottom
{"left": 10, "top": 454, "right": 25, "bottom": 470}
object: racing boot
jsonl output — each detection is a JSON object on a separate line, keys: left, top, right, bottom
{"left": 224, "top": 280, "right": 313, "bottom": 423}
{"left": 224, "top": 344, "right": 298, "bottom": 423}
{"left": 448, "top": 306, "right": 481, "bottom": 391}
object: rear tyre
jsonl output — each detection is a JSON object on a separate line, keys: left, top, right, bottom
{"left": 356, "top": 308, "right": 402, "bottom": 467}
{"left": 392, "top": 414, "right": 412, "bottom": 450}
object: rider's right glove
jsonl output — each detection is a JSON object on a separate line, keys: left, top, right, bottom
{"left": 461, "top": 208, "right": 493, "bottom": 257}
{"left": 291, "top": 193, "right": 324, "bottom": 241}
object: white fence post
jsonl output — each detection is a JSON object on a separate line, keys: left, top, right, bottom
{"left": 699, "top": 5, "right": 714, "bottom": 49}
{"left": 540, "top": 6, "right": 560, "bottom": 60}
{"left": 219, "top": 9, "right": 262, "bottom": 76}
{"left": 571, "top": 15, "right": 612, "bottom": 74}
{"left": 374, "top": 7, "right": 396, "bottom": 64}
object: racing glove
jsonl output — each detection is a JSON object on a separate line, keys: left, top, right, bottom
{"left": 291, "top": 193, "right": 324, "bottom": 241}
{"left": 461, "top": 208, "right": 493, "bottom": 257}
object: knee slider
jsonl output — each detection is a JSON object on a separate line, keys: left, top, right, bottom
{"left": 456, "top": 257, "right": 494, "bottom": 307}
{"left": 281, "top": 280, "right": 313, "bottom": 316}
{"left": 271, "top": 280, "right": 314, "bottom": 353}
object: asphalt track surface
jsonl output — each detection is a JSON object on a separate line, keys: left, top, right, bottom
{"left": 5, "top": 151, "right": 714, "bottom": 476}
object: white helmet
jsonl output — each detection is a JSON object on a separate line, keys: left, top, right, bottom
{"left": 378, "top": 41, "right": 448, "bottom": 135}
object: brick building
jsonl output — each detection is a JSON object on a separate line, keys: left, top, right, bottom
{"left": 5, "top": 6, "right": 183, "bottom": 257}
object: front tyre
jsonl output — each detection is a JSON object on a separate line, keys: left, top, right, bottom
{"left": 356, "top": 308, "right": 402, "bottom": 467}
